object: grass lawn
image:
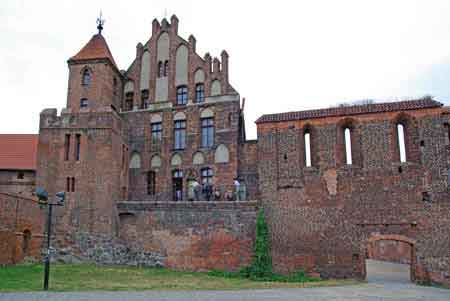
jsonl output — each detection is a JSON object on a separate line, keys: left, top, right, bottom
{"left": 0, "top": 264, "right": 360, "bottom": 292}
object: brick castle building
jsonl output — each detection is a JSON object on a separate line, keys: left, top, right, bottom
{"left": 0, "top": 16, "right": 449, "bottom": 285}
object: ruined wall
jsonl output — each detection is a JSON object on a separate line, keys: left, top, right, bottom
{"left": 0, "top": 193, "right": 45, "bottom": 264}
{"left": 257, "top": 107, "right": 450, "bottom": 285}
{"left": 116, "top": 201, "right": 258, "bottom": 271}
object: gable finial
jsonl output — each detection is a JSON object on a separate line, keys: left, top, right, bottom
{"left": 96, "top": 10, "right": 105, "bottom": 34}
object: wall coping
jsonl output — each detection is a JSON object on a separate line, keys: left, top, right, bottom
{"left": 117, "top": 200, "right": 259, "bottom": 212}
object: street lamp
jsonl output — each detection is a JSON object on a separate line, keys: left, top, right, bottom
{"left": 35, "top": 187, "right": 65, "bottom": 291}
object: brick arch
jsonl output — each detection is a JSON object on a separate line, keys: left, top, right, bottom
{"left": 360, "top": 234, "right": 417, "bottom": 282}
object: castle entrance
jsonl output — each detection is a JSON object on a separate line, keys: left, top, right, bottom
{"left": 364, "top": 234, "right": 415, "bottom": 283}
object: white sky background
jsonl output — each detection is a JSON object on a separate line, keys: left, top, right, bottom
{"left": 2, "top": 0, "right": 450, "bottom": 139}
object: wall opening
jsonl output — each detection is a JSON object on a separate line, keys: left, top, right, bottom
{"left": 364, "top": 235, "right": 415, "bottom": 283}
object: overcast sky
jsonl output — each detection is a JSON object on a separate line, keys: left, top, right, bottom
{"left": 2, "top": 0, "right": 450, "bottom": 139}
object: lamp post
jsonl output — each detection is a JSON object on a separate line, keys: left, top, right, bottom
{"left": 35, "top": 187, "right": 65, "bottom": 291}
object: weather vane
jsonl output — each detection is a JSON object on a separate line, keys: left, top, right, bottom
{"left": 96, "top": 10, "right": 105, "bottom": 34}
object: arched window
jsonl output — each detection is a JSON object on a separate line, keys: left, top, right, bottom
{"left": 344, "top": 127, "right": 352, "bottom": 165}
{"left": 304, "top": 130, "right": 312, "bottom": 167}
{"left": 158, "top": 61, "right": 164, "bottom": 77}
{"left": 164, "top": 60, "right": 169, "bottom": 77}
{"left": 125, "top": 92, "right": 134, "bottom": 111}
{"left": 397, "top": 123, "right": 407, "bottom": 163}
{"left": 82, "top": 69, "right": 91, "bottom": 86}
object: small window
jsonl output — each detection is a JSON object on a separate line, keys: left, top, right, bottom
{"left": 195, "top": 84, "right": 205, "bottom": 103}
{"left": 344, "top": 127, "right": 352, "bottom": 165}
{"left": 164, "top": 60, "right": 169, "bottom": 77}
{"left": 201, "top": 167, "right": 213, "bottom": 184}
{"left": 151, "top": 122, "right": 162, "bottom": 142}
{"left": 80, "top": 98, "right": 88, "bottom": 108}
{"left": 64, "top": 134, "right": 71, "bottom": 161}
{"left": 125, "top": 92, "right": 133, "bottom": 111}
{"left": 147, "top": 171, "right": 156, "bottom": 195}
{"left": 17, "top": 172, "right": 24, "bottom": 179}
{"left": 176, "top": 86, "right": 188, "bottom": 105}
{"left": 397, "top": 123, "right": 407, "bottom": 163}
{"left": 141, "top": 89, "right": 149, "bottom": 109}
{"left": 201, "top": 118, "right": 214, "bottom": 148}
{"left": 66, "top": 177, "right": 70, "bottom": 192}
{"left": 174, "top": 120, "right": 186, "bottom": 150}
{"left": 71, "top": 177, "right": 75, "bottom": 192}
{"left": 304, "top": 130, "right": 311, "bottom": 167}
{"left": 75, "top": 134, "right": 81, "bottom": 161}
{"left": 82, "top": 69, "right": 91, "bottom": 86}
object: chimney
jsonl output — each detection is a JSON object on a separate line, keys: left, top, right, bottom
{"left": 152, "top": 19, "right": 160, "bottom": 36}
{"left": 170, "top": 15, "right": 179, "bottom": 34}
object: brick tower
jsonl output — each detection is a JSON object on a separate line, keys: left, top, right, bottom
{"left": 36, "top": 21, "right": 126, "bottom": 247}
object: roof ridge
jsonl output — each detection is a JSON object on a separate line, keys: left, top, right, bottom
{"left": 256, "top": 99, "right": 442, "bottom": 124}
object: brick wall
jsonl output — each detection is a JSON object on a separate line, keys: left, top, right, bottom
{"left": 0, "top": 170, "right": 35, "bottom": 195}
{"left": 257, "top": 107, "right": 450, "bottom": 284}
{"left": 0, "top": 193, "right": 45, "bottom": 264}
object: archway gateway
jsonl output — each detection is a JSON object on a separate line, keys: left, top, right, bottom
{"left": 361, "top": 234, "right": 416, "bottom": 283}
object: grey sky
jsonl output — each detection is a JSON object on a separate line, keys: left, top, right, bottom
{"left": 2, "top": 0, "right": 450, "bottom": 139}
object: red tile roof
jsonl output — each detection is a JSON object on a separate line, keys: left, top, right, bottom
{"left": 256, "top": 99, "right": 443, "bottom": 124}
{"left": 0, "top": 134, "right": 38, "bottom": 170}
{"left": 69, "top": 34, "right": 117, "bottom": 68}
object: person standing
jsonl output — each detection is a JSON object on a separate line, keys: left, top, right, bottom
{"left": 233, "top": 178, "right": 240, "bottom": 201}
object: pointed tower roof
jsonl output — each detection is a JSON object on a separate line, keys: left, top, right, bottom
{"left": 69, "top": 33, "right": 117, "bottom": 68}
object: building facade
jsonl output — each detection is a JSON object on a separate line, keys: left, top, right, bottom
{"left": 0, "top": 16, "right": 449, "bottom": 285}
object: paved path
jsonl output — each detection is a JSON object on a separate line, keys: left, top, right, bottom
{"left": 2, "top": 282, "right": 449, "bottom": 301}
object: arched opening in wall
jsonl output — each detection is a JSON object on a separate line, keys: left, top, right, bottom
{"left": 364, "top": 235, "right": 416, "bottom": 283}
{"left": 22, "top": 229, "right": 31, "bottom": 257}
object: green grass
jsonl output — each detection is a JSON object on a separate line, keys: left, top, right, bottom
{"left": 0, "top": 264, "right": 360, "bottom": 292}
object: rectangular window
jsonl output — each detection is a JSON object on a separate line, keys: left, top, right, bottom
{"left": 304, "top": 132, "right": 311, "bottom": 167}
{"left": 201, "top": 118, "right": 214, "bottom": 148}
{"left": 151, "top": 122, "right": 162, "bottom": 142}
{"left": 75, "top": 134, "right": 81, "bottom": 161}
{"left": 141, "top": 89, "right": 149, "bottom": 109}
{"left": 17, "top": 172, "right": 24, "bottom": 179}
{"left": 344, "top": 128, "right": 352, "bottom": 165}
{"left": 66, "top": 177, "right": 71, "bottom": 192}
{"left": 176, "top": 86, "right": 188, "bottom": 105}
{"left": 64, "top": 134, "right": 71, "bottom": 161}
{"left": 174, "top": 120, "right": 186, "bottom": 150}
{"left": 125, "top": 92, "right": 133, "bottom": 111}
{"left": 195, "top": 84, "right": 205, "bottom": 103}
{"left": 147, "top": 171, "right": 156, "bottom": 195}
{"left": 71, "top": 177, "right": 75, "bottom": 192}
{"left": 201, "top": 168, "right": 213, "bottom": 184}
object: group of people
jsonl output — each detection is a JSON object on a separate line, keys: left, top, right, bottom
{"left": 187, "top": 177, "right": 247, "bottom": 202}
